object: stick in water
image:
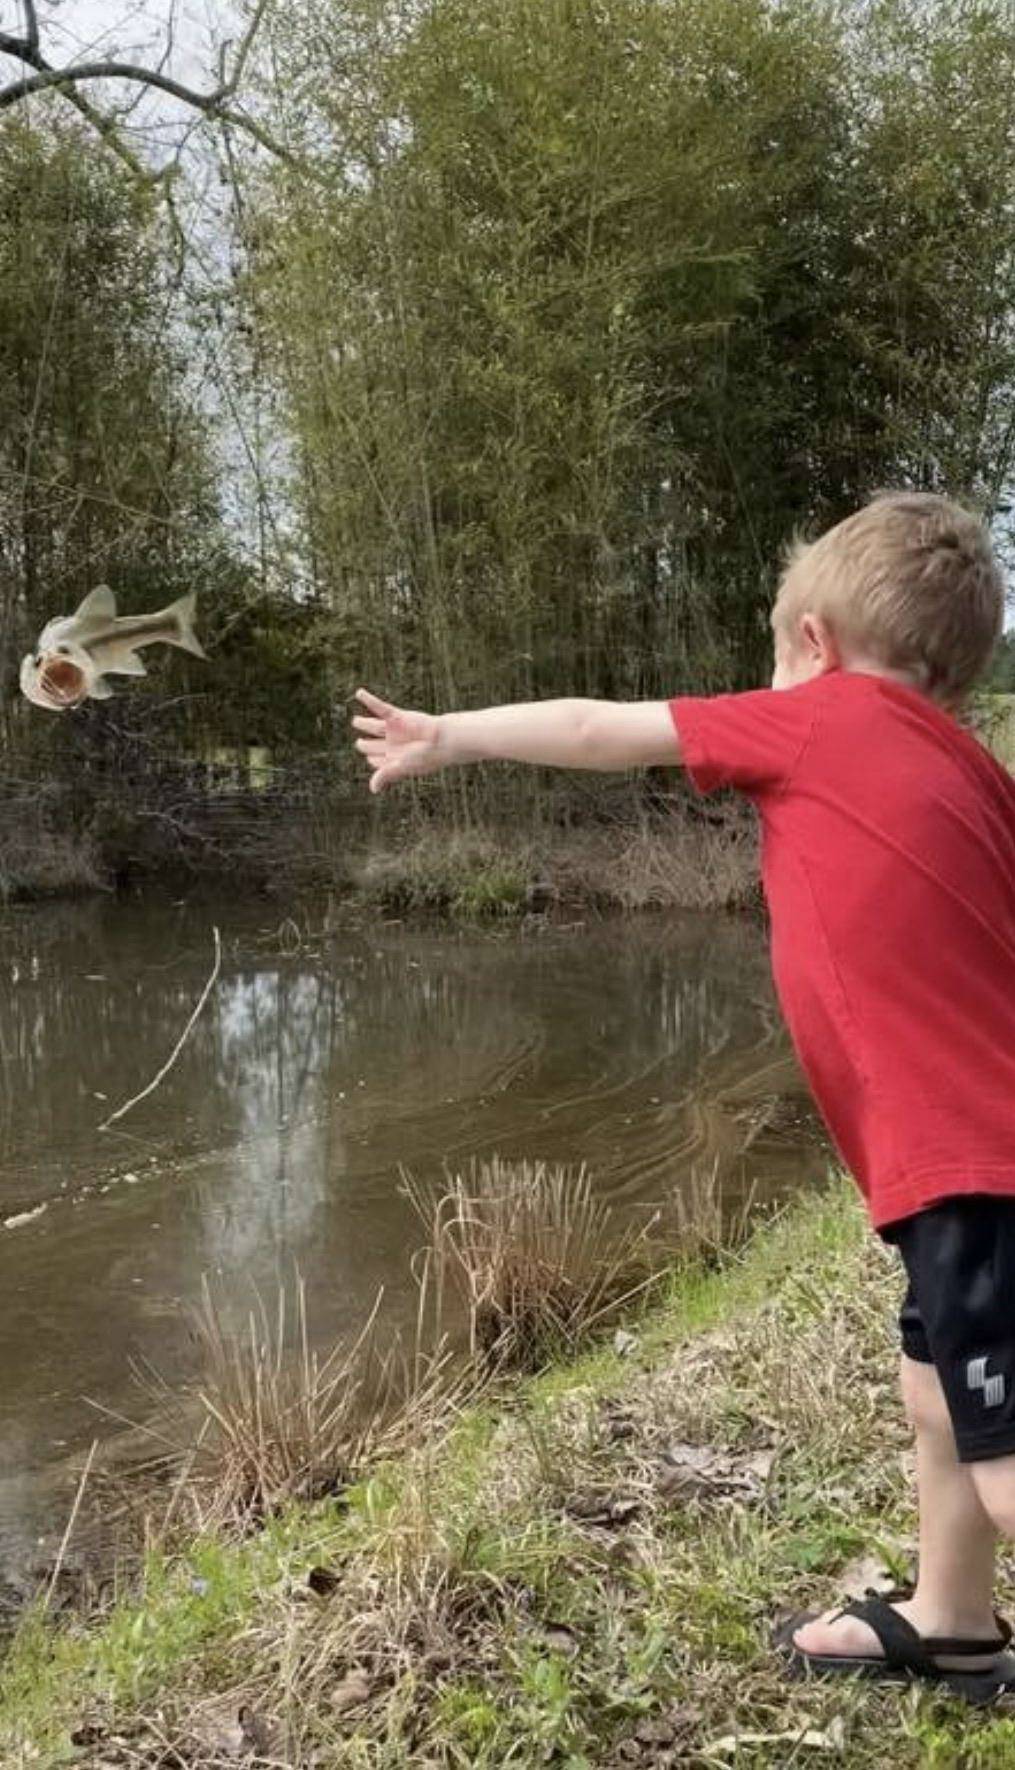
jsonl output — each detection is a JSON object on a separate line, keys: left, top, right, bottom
{"left": 44, "top": 1438, "right": 98, "bottom": 1613}
{"left": 99, "top": 926, "right": 222, "bottom": 1131}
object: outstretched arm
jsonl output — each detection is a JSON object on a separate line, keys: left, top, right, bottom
{"left": 352, "top": 689, "right": 680, "bottom": 794}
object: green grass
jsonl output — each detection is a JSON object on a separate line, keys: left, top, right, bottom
{"left": 7, "top": 1183, "right": 1015, "bottom": 1766}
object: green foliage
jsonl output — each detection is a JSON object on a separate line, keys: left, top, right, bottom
{"left": 988, "top": 632, "right": 1015, "bottom": 692}
{"left": 0, "top": 124, "right": 218, "bottom": 704}
{"left": 0, "top": 118, "right": 290, "bottom": 793}
{"left": 256, "top": 0, "right": 1015, "bottom": 760}
{"left": 4, "top": 5, "right": 1015, "bottom": 840}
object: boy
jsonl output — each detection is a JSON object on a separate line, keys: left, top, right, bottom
{"left": 353, "top": 491, "right": 1015, "bottom": 1700}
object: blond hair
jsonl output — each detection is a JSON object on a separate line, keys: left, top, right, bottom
{"left": 776, "top": 492, "right": 1005, "bottom": 702}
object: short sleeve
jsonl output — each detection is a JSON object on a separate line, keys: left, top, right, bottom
{"left": 669, "top": 683, "right": 820, "bottom": 799}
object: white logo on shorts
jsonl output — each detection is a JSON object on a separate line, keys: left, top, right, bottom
{"left": 968, "top": 1356, "right": 1006, "bottom": 1409}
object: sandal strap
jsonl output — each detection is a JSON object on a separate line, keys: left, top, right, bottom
{"left": 921, "top": 1616, "right": 1012, "bottom": 1656}
{"left": 837, "top": 1595, "right": 936, "bottom": 1672}
{"left": 838, "top": 1591, "right": 1010, "bottom": 1663}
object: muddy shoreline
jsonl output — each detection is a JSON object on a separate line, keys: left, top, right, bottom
{"left": 0, "top": 898, "right": 821, "bottom": 1595}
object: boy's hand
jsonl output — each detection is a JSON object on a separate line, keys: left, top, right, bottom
{"left": 352, "top": 688, "right": 444, "bottom": 794}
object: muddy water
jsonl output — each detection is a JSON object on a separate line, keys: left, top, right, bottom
{"left": 0, "top": 895, "right": 826, "bottom": 1571}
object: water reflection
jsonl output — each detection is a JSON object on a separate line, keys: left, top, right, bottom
{"left": 0, "top": 895, "right": 825, "bottom": 1565}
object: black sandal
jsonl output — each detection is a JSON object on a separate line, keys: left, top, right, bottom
{"left": 774, "top": 1588, "right": 1015, "bottom": 1706}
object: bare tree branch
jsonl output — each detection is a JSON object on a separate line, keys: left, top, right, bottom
{"left": 0, "top": 1, "right": 297, "bottom": 165}
{"left": 21, "top": 0, "right": 39, "bottom": 57}
{"left": 223, "top": 0, "right": 273, "bottom": 99}
{"left": 55, "top": 76, "right": 155, "bottom": 184}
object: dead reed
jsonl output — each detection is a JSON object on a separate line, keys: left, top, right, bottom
{"left": 168, "top": 1271, "right": 471, "bottom": 1533}
{"left": 404, "top": 1157, "right": 662, "bottom": 1372}
{"left": 665, "top": 1159, "right": 760, "bottom": 1267}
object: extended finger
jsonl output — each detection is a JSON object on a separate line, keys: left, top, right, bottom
{"left": 355, "top": 687, "right": 395, "bottom": 717}
{"left": 351, "top": 714, "right": 387, "bottom": 736}
{"left": 369, "top": 757, "right": 408, "bottom": 793}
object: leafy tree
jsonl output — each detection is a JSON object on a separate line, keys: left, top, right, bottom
{"left": 989, "top": 631, "right": 1015, "bottom": 691}
{"left": 256, "top": 0, "right": 1015, "bottom": 753}
{"left": 0, "top": 120, "right": 223, "bottom": 735}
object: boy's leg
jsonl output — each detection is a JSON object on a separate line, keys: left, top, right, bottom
{"left": 792, "top": 1354, "right": 1000, "bottom": 1668}
{"left": 968, "top": 1454, "right": 1015, "bottom": 1540}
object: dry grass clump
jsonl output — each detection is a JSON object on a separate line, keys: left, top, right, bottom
{"left": 167, "top": 1275, "right": 471, "bottom": 1534}
{"left": 663, "top": 1159, "right": 762, "bottom": 1268}
{"left": 550, "top": 812, "right": 759, "bottom": 913}
{"left": 0, "top": 822, "right": 104, "bottom": 900}
{"left": 406, "top": 1157, "right": 661, "bottom": 1371}
{"left": 353, "top": 827, "right": 531, "bottom": 919}
{"left": 349, "top": 806, "right": 759, "bottom": 920}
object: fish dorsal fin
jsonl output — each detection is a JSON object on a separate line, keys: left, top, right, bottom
{"left": 72, "top": 585, "right": 117, "bottom": 631}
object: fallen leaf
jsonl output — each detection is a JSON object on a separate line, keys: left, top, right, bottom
{"left": 542, "top": 1620, "right": 580, "bottom": 1656}
{"left": 741, "top": 1447, "right": 776, "bottom": 1483}
{"left": 657, "top": 1440, "right": 775, "bottom": 1504}
{"left": 634, "top": 1716, "right": 679, "bottom": 1745}
{"left": 238, "top": 1705, "right": 277, "bottom": 1755}
{"left": 608, "top": 1705, "right": 702, "bottom": 1766}
{"left": 565, "top": 1491, "right": 640, "bottom": 1529}
{"left": 599, "top": 1398, "right": 637, "bottom": 1442}
{"left": 613, "top": 1329, "right": 639, "bottom": 1357}
{"left": 838, "top": 1551, "right": 900, "bottom": 1598}
{"left": 331, "top": 1669, "right": 373, "bottom": 1714}
{"left": 185, "top": 1696, "right": 251, "bottom": 1758}
{"left": 705, "top": 1717, "right": 845, "bottom": 1754}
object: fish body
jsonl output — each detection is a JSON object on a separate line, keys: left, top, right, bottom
{"left": 20, "top": 587, "right": 205, "bottom": 711}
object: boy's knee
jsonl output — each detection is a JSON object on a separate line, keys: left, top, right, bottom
{"left": 970, "top": 1456, "right": 1015, "bottom": 1539}
{"left": 900, "top": 1353, "right": 952, "bottom": 1436}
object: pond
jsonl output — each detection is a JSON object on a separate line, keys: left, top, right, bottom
{"left": 0, "top": 894, "right": 828, "bottom": 1574}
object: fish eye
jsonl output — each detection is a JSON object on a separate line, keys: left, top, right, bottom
{"left": 57, "top": 645, "right": 71, "bottom": 656}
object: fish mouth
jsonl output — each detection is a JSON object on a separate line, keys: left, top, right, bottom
{"left": 39, "top": 657, "right": 87, "bottom": 707}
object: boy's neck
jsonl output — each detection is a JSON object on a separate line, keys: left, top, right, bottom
{"left": 837, "top": 659, "right": 960, "bottom": 716}
{"left": 840, "top": 658, "right": 917, "bottom": 688}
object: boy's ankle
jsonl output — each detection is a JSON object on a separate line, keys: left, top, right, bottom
{"left": 897, "top": 1592, "right": 999, "bottom": 1640}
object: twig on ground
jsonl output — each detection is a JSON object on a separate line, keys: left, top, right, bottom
{"left": 98, "top": 927, "right": 222, "bottom": 1131}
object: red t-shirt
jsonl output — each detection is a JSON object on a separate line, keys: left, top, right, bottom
{"left": 670, "top": 671, "right": 1015, "bottom": 1229}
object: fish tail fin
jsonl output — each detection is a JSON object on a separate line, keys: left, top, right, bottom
{"left": 168, "top": 593, "right": 206, "bottom": 659}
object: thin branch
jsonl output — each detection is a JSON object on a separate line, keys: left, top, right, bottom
{"left": 21, "top": 0, "right": 38, "bottom": 57}
{"left": 0, "top": 60, "right": 293, "bottom": 159}
{"left": 43, "top": 1441, "right": 98, "bottom": 1614}
{"left": 0, "top": 10, "right": 298, "bottom": 166}
{"left": 58, "top": 81, "right": 156, "bottom": 183}
{"left": 0, "top": 56, "right": 231, "bottom": 113}
{"left": 222, "top": 0, "right": 274, "bottom": 100}
{"left": 99, "top": 928, "right": 222, "bottom": 1131}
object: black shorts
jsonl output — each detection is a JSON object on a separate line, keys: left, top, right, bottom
{"left": 886, "top": 1197, "right": 1015, "bottom": 1463}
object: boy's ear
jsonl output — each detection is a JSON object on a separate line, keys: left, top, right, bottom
{"left": 800, "top": 613, "right": 840, "bottom": 672}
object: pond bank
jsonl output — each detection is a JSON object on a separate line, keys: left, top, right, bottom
{"left": 0, "top": 812, "right": 760, "bottom": 918}
{"left": 0, "top": 758, "right": 758, "bottom": 914}
{"left": 5, "top": 1183, "right": 1012, "bottom": 1768}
